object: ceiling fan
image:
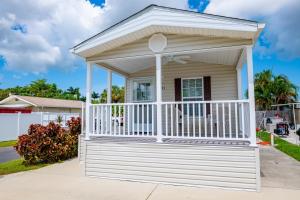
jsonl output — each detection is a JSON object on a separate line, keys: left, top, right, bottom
{"left": 163, "top": 55, "right": 191, "bottom": 65}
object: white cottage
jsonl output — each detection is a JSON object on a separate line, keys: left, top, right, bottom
{"left": 71, "top": 5, "right": 265, "bottom": 191}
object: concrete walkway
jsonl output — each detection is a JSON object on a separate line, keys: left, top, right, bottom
{"left": 260, "top": 145, "right": 300, "bottom": 189}
{"left": 0, "top": 147, "right": 299, "bottom": 200}
{"left": 0, "top": 147, "right": 19, "bottom": 163}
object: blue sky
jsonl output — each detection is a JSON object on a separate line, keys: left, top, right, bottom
{"left": 0, "top": 0, "right": 299, "bottom": 96}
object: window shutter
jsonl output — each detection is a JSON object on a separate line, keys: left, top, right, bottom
{"left": 174, "top": 78, "right": 182, "bottom": 110}
{"left": 203, "top": 76, "right": 211, "bottom": 115}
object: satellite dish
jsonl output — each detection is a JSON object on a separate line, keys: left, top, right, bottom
{"left": 148, "top": 34, "right": 167, "bottom": 53}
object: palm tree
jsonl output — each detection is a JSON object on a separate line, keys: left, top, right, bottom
{"left": 272, "top": 75, "right": 297, "bottom": 105}
{"left": 254, "top": 70, "right": 274, "bottom": 110}
{"left": 99, "top": 86, "right": 125, "bottom": 103}
{"left": 91, "top": 91, "right": 100, "bottom": 101}
{"left": 252, "top": 70, "right": 298, "bottom": 110}
{"left": 66, "top": 87, "right": 81, "bottom": 100}
{"left": 112, "top": 86, "right": 124, "bottom": 103}
{"left": 99, "top": 89, "right": 107, "bottom": 103}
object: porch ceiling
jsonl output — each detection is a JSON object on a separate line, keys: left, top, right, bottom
{"left": 96, "top": 48, "right": 242, "bottom": 74}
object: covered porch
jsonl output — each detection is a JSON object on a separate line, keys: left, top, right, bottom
{"left": 70, "top": 5, "right": 265, "bottom": 147}
{"left": 84, "top": 41, "right": 255, "bottom": 145}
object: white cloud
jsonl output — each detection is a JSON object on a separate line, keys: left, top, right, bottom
{"left": 1, "top": 0, "right": 298, "bottom": 75}
{"left": 0, "top": 0, "right": 187, "bottom": 74}
{"left": 205, "top": 0, "right": 300, "bottom": 59}
{"left": 205, "top": 0, "right": 290, "bottom": 18}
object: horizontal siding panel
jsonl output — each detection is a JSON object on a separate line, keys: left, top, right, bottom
{"left": 126, "top": 62, "right": 236, "bottom": 102}
{"left": 87, "top": 171, "right": 256, "bottom": 190}
{"left": 86, "top": 162, "right": 255, "bottom": 177}
{"left": 90, "top": 34, "right": 251, "bottom": 60}
{"left": 86, "top": 159, "right": 256, "bottom": 173}
{"left": 87, "top": 140, "right": 252, "bottom": 150}
{"left": 86, "top": 166, "right": 255, "bottom": 184}
{"left": 84, "top": 140, "right": 258, "bottom": 190}
{"left": 86, "top": 145, "right": 255, "bottom": 156}
{"left": 86, "top": 151, "right": 255, "bottom": 162}
{"left": 86, "top": 155, "right": 255, "bottom": 168}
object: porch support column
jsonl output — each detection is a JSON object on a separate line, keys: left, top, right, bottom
{"left": 85, "top": 62, "right": 93, "bottom": 140}
{"left": 246, "top": 46, "right": 257, "bottom": 146}
{"left": 237, "top": 68, "right": 243, "bottom": 100}
{"left": 156, "top": 54, "right": 163, "bottom": 143}
{"left": 107, "top": 69, "right": 112, "bottom": 103}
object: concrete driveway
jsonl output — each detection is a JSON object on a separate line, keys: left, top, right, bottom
{"left": 260, "top": 145, "right": 300, "bottom": 189}
{"left": 0, "top": 147, "right": 19, "bottom": 163}
{"left": 0, "top": 147, "right": 299, "bottom": 200}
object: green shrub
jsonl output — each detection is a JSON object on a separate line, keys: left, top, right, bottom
{"left": 14, "top": 117, "right": 81, "bottom": 165}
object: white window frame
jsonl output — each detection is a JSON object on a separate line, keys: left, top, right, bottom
{"left": 181, "top": 77, "right": 204, "bottom": 101}
{"left": 181, "top": 77, "right": 204, "bottom": 117}
{"left": 131, "top": 77, "right": 155, "bottom": 102}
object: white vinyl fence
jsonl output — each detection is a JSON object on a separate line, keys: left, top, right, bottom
{"left": 0, "top": 112, "right": 80, "bottom": 142}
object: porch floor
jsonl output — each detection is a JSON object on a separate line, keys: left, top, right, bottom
{"left": 88, "top": 136, "right": 250, "bottom": 146}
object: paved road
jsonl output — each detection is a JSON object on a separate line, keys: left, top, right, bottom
{"left": 0, "top": 147, "right": 20, "bottom": 163}
{"left": 260, "top": 145, "right": 300, "bottom": 189}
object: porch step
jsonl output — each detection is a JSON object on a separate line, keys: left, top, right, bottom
{"left": 83, "top": 139, "right": 259, "bottom": 191}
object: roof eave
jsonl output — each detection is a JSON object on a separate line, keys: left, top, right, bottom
{"left": 0, "top": 95, "right": 37, "bottom": 107}
{"left": 253, "top": 23, "right": 266, "bottom": 44}
{"left": 70, "top": 5, "right": 262, "bottom": 56}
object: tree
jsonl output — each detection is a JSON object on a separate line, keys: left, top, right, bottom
{"left": 252, "top": 70, "right": 298, "bottom": 110}
{"left": 0, "top": 79, "right": 85, "bottom": 101}
{"left": 272, "top": 75, "right": 297, "bottom": 105}
{"left": 99, "top": 86, "right": 125, "bottom": 103}
{"left": 254, "top": 70, "right": 274, "bottom": 110}
{"left": 99, "top": 89, "right": 107, "bottom": 103}
{"left": 65, "top": 87, "right": 81, "bottom": 100}
{"left": 27, "top": 79, "right": 63, "bottom": 97}
{"left": 91, "top": 91, "right": 99, "bottom": 101}
{"left": 112, "top": 86, "right": 125, "bottom": 103}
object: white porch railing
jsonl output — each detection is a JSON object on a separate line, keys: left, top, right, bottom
{"left": 91, "top": 102, "right": 156, "bottom": 137}
{"left": 161, "top": 100, "right": 250, "bottom": 140}
{"left": 90, "top": 100, "right": 250, "bottom": 141}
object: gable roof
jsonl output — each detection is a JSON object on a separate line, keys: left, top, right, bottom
{"left": 71, "top": 4, "right": 265, "bottom": 58}
{"left": 0, "top": 95, "right": 83, "bottom": 109}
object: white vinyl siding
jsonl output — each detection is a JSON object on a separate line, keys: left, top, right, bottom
{"left": 87, "top": 34, "right": 251, "bottom": 61}
{"left": 126, "top": 62, "right": 237, "bottom": 103}
{"left": 83, "top": 139, "right": 259, "bottom": 191}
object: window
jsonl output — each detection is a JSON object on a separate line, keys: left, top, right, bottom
{"left": 132, "top": 78, "right": 153, "bottom": 102}
{"left": 182, "top": 78, "right": 203, "bottom": 116}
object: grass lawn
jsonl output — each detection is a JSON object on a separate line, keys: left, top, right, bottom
{"left": 0, "top": 140, "right": 17, "bottom": 148}
{"left": 0, "top": 159, "right": 48, "bottom": 175}
{"left": 257, "top": 131, "right": 300, "bottom": 161}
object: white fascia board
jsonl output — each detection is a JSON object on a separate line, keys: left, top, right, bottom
{"left": 0, "top": 95, "right": 38, "bottom": 107}
{"left": 0, "top": 104, "right": 31, "bottom": 108}
{"left": 72, "top": 9, "right": 260, "bottom": 57}
{"left": 253, "top": 23, "right": 266, "bottom": 44}
{"left": 0, "top": 95, "right": 18, "bottom": 105}
{"left": 14, "top": 96, "right": 38, "bottom": 107}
